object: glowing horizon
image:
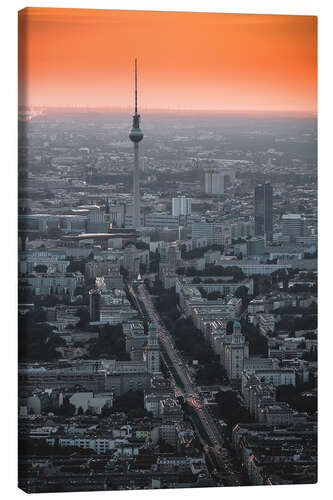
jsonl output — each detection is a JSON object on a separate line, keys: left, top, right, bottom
{"left": 18, "top": 8, "right": 317, "bottom": 113}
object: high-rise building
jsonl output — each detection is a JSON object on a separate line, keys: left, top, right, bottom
{"left": 146, "top": 322, "right": 160, "bottom": 375}
{"left": 222, "top": 321, "right": 249, "bottom": 381}
{"left": 167, "top": 244, "right": 181, "bottom": 269}
{"left": 89, "top": 289, "right": 101, "bottom": 321}
{"left": 281, "top": 214, "right": 305, "bottom": 241}
{"left": 129, "top": 59, "right": 144, "bottom": 229}
{"left": 204, "top": 170, "right": 225, "bottom": 194}
{"left": 255, "top": 182, "right": 273, "bottom": 241}
{"left": 172, "top": 196, "right": 192, "bottom": 217}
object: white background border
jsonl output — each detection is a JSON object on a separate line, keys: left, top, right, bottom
{"left": 1, "top": 1, "right": 331, "bottom": 499}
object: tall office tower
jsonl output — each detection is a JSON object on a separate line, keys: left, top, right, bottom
{"left": 204, "top": 170, "right": 225, "bottom": 194}
{"left": 129, "top": 59, "right": 144, "bottom": 229}
{"left": 172, "top": 196, "right": 192, "bottom": 216}
{"left": 89, "top": 289, "right": 101, "bottom": 321}
{"left": 255, "top": 182, "right": 273, "bottom": 242}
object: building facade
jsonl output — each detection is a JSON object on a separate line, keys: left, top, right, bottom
{"left": 254, "top": 183, "right": 273, "bottom": 242}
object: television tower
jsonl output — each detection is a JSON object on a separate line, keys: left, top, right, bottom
{"left": 129, "top": 59, "right": 144, "bottom": 229}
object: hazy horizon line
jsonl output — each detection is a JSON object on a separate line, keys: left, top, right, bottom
{"left": 19, "top": 105, "right": 317, "bottom": 117}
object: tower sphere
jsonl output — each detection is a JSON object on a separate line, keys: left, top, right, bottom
{"left": 129, "top": 125, "right": 144, "bottom": 142}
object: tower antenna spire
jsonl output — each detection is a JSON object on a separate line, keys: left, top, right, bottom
{"left": 135, "top": 58, "right": 138, "bottom": 115}
{"left": 129, "top": 58, "right": 144, "bottom": 230}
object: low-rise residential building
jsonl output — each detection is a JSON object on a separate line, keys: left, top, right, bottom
{"left": 69, "top": 391, "right": 114, "bottom": 414}
{"left": 258, "top": 314, "right": 275, "bottom": 336}
{"left": 232, "top": 423, "right": 317, "bottom": 485}
{"left": 176, "top": 277, "right": 254, "bottom": 296}
{"left": 19, "top": 272, "right": 84, "bottom": 298}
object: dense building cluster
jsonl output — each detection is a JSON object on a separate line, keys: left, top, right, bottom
{"left": 18, "top": 109, "right": 317, "bottom": 492}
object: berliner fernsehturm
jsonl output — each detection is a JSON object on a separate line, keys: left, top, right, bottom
{"left": 129, "top": 59, "right": 143, "bottom": 229}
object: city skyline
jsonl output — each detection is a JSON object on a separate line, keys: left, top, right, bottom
{"left": 18, "top": 8, "right": 317, "bottom": 112}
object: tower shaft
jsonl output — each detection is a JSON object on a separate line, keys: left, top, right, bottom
{"left": 133, "top": 142, "right": 140, "bottom": 228}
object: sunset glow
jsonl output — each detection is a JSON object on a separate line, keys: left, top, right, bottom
{"left": 18, "top": 8, "right": 317, "bottom": 112}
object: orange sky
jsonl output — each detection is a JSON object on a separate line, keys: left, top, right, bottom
{"left": 18, "top": 8, "right": 317, "bottom": 112}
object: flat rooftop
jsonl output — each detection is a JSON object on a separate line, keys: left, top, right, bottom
{"left": 62, "top": 232, "right": 137, "bottom": 240}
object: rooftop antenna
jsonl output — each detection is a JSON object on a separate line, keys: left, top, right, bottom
{"left": 130, "top": 58, "right": 142, "bottom": 133}
{"left": 135, "top": 58, "right": 138, "bottom": 115}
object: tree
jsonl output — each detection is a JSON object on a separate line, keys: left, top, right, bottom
{"left": 241, "top": 319, "right": 268, "bottom": 356}
{"left": 292, "top": 394, "right": 317, "bottom": 415}
{"left": 74, "top": 286, "right": 85, "bottom": 296}
{"left": 34, "top": 264, "right": 48, "bottom": 273}
{"left": 276, "top": 385, "right": 317, "bottom": 415}
{"left": 226, "top": 321, "right": 234, "bottom": 335}
{"left": 157, "top": 439, "right": 176, "bottom": 453}
{"left": 207, "top": 291, "right": 223, "bottom": 301}
{"left": 154, "top": 289, "right": 180, "bottom": 328}
{"left": 170, "top": 318, "right": 213, "bottom": 364}
{"left": 113, "top": 390, "right": 144, "bottom": 413}
{"left": 196, "top": 361, "right": 227, "bottom": 385}
{"left": 76, "top": 308, "right": 90, "bottom": 329}
{"left": 47, "top": 335, "right": 66, "bottom": 348}
{"left": 120, "top": 265, "right": 129, "bottom": 279}
{"left": 234, "top": 286, "right": 249, "bottom": 307}
{"left": 302, "top": 348, "right": 317, "bottom": 362}
{"left": 127, "top": 408, "right": 150, "bottom": 419}
{"left": 276, "top": 385, "right": 297, "bottom": 405}
{"left": 66, "top": 257, "right": 87, "bottom": 274}
{"left": 101, "top": 404, "right": 114, "bottom": 418}
{"left": 55, "top": 397, "right": 76, "bottom": 417}
{"left": 18, "top": 312, "right": 63, "bottom": 362}
{"left": 134, "top": 241, "right": 150, "bottom": 250}
{"left": 215, "top": 391, "right": 252, "bottom": 428}
{"left": 88, "top": 323, "right": 129, "bottom": 360}
{"left": 139, "top": 263, "right": 147, "bottom": 274}
{"left": 149, "top": 251, "right": 160, "bottom": 273}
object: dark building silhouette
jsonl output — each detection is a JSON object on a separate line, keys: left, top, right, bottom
{"left": 255, "top": 182, "right": 273, "bottom": 242}
{"left": 89, "top": 289, "right": 101, "bottom": 321}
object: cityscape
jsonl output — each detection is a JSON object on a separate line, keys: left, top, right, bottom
{"left": 18, "top": 8, "right": 317, "bottom": 494}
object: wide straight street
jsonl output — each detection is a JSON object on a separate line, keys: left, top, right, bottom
{"left": 136, "top": 283, "right": 245, "bottom": 487}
